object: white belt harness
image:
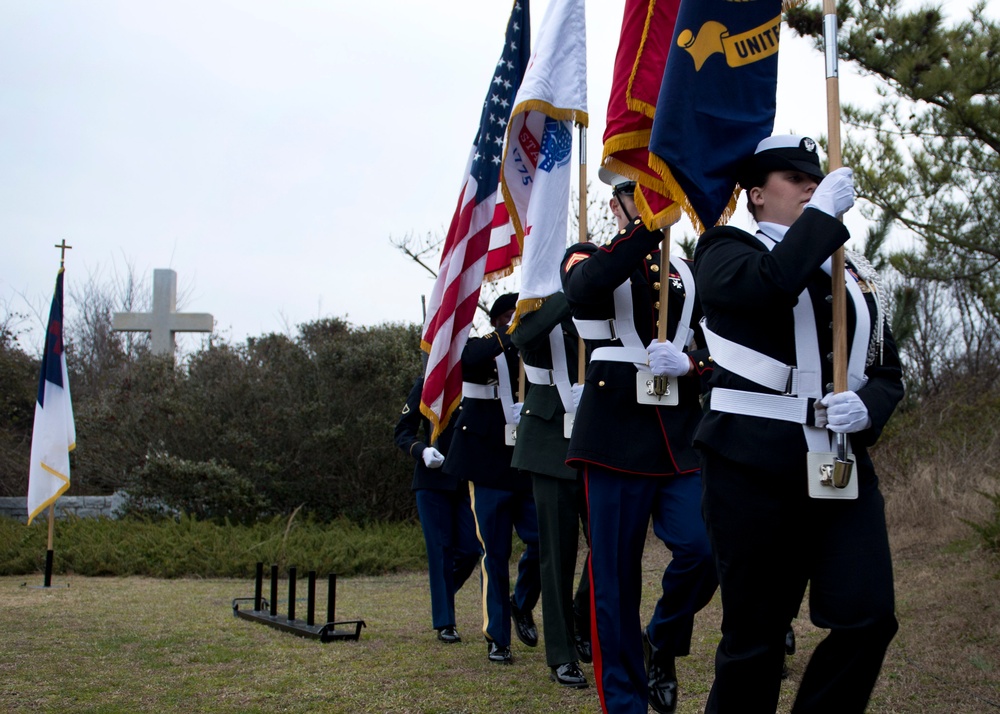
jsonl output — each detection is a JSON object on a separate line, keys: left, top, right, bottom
{"left": 705, "top": 232, "right": 871, "bottom": 453}
{"left": 523, "top": 326, "right": 576, "bottom": 416}
{"left": 572, "top": 256, "right": 696, "bottom": 369}
{"left": 461, "top": 353, "right": 518, "bottom": 426}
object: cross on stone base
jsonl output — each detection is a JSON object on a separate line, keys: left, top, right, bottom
{"left": 112, "top": 269, "right": 214, "bottom": 356}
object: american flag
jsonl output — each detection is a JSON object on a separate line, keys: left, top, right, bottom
{"left": 420, "top": 0, "right": 530, "bottom": 441}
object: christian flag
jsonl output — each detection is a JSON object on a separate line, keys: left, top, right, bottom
{"left": 649, "top": 0, "right": 803, "bottom": 233}
{"left": 602, "top": 0, "right": 682, "bottom": 230}
{"left": 420, "top": 0, "right": 530, "bottom": 441}
{"left": 27, "top": 269, "right": 76, "bottom": 525}
{"left": 501, "top": 0, "right": 587, "bottom": 324}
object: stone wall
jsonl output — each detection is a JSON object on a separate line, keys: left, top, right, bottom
{"left": 0, "top": 493, "right": 125, "bottom": 523}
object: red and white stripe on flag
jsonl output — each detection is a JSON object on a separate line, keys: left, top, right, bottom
{"left": 419, "top": 0, "right": 530, "bottom": 442}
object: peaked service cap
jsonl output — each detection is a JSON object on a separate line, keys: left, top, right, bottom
{"left": 736, "top": 134, "right": 825, "bottom": 189}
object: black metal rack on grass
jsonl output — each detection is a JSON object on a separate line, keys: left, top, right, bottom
{"left": 232, "top": 562, "right": 366, "bottom": 642}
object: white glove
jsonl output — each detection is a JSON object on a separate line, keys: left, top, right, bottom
{"left": 806, "top": 167, "right": 854, "bottom": 219}
{"left": 815, "top": 391, "right": 871, "bottom": 433}
{"left": 511, "top": 402, "right": 523, "bottom": 426}
{"left": 570, "top": 383, "right": 584, "bottom": 411}
{"left": 422, "top": 446, "right": 445, "bottom": 469}
{"left": 646, "top": 339, "right": 692, "bottom": 377}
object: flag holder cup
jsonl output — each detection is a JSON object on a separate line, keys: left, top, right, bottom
{"left": 232, "top": 562, "right": 366, "bottom": 642}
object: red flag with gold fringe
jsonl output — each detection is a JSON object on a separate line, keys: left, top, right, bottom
{"left": 601, "top": 0, "right": 682, "bottom": 230}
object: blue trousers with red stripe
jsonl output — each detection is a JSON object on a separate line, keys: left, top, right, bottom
{"left": 469, "top": 483, "right": 541, "bottom": 648}
{"left": 585, "top": 465, "right": 718, "bottom": 714}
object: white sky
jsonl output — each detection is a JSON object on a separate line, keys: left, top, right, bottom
{"left": 0, "top": 0, "right": 986, "bottom": 353}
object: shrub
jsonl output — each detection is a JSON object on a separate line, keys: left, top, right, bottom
{"left": 0, "top": 514, "right": 429, "bottom": 578}
{"left": 120, "top": 453, "right": 270, "bottom": 524}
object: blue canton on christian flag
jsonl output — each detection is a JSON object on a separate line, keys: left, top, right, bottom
{"left": 649, "top": 0, "right": 802, "bottom": 233}
{"left": 27, "top": 269, "right": 76, "bottom": 525}
{"left": 500, "top": 0, "right": 587, "bottom": 323}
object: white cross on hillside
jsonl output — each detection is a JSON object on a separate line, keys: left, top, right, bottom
{"left": 112, "top": 269, "right": 214, "bottom": 356}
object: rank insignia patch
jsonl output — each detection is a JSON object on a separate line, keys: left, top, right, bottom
{"left": 564, "top": 252, "right": 590, "bottom": 272}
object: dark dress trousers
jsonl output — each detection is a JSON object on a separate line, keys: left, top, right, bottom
{"left": 693, "top": 208, "right": 903, "bottom": 714}
{"left": 442, "top": 327, "right": 540, "bottom": 650}
{"left": 510, "top": 292, "right": 591, "bottom": 668}
{"left": 561, "top": 218, "right": 719, "bottom": 714}
{"left": 394, "top": 376, "right": 481, "bottom": 632}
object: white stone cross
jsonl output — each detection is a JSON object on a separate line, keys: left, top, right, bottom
{"left": 112, "top": 269, "right": 214, "bottom": 356}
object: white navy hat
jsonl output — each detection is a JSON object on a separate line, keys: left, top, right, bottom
{"left": 736, "top": 134, "right": 825, "bottom": 189}
{"left": 598, "top": 166, "right": 637, "bottom": 192}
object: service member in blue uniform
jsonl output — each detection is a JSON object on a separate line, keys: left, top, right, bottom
{"left": 693, "top": 135, "right": 903, "bottom": 713}
{"left": 442, "top": 293, "right": 542, "bottom": 665}
{"left": 510, "top": 291, "right": 591, "bottom": 689}
{"left": 560, "top": 171, "right": 719, "bottom": 714}
{"left": 394, "top": 374, "right": 482, "bottom": 644}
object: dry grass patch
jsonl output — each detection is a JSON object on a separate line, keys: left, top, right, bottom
{"left": 3, "top": 521, "right": 995, "bottom": 713}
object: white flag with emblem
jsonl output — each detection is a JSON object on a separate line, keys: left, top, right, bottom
{"left": 500, "top": 0, "right": 587, "bottom": 319}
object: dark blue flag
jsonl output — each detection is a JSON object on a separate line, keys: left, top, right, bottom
{"left": 649, "top": 0, "right": 799, "bottom": 233}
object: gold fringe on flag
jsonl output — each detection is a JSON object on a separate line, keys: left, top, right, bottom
{"left": 624, "top": 0, "right": 664, "bottom": 119}
{"left": 507, "top": 295, "right": 550, "bottom": 332}
{"left": 647, "top": 152, "right": 739, "bottom": 235}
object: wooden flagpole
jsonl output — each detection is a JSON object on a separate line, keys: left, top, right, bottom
{"left": 657, "top": 231, "right": 670, "bottom": 343}
{"left": 45, "top": 506, "right": 55, "bottom": 587}
{"left": 823, "top": 0, "right": 847, "bottom": 394}
{"left": 822, "top": 1, "right": 853, "bottom": 475}
{"left": 577, "top": 124, "right": 588, "bottom": 384}
{"left": 43, "top": 239, "right": 72, "bottom": 588}
{"left": 651, "top": 229, "right": 672, "bottom": 396}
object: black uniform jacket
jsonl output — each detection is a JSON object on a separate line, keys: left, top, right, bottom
{"left": 510, "top": 292, "right": 579, "bottom": 480}
{"left": 693, "top": 208, "right": 904, "bottom": 477}
{"left": 442, "top": 327, "right": 530, "bottom": 491}
{"left": 561, "top": 217, "right": 711, "bottom": 476}
{"left": 394, "top": 376, "right": 462, "bottom": 492}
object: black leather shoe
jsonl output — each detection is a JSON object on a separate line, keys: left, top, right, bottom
{"left": 574, "top": 633, "right": 593, "bottom": 664}
{"left": 643, "top": 630, "right": 678, "bottom": 714}
{"left": 436, "top": 626, "right": 460, "bottom": 644}
{"left": 510, "top": 595, "right": 538, "bottom": 647}
{"left": 487, "top": 640, "right": 513, "bottom": 664}
{"left": 550, "top": 661, "right": 588, "bottom": 689}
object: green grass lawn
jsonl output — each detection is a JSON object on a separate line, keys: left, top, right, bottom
{"left": 2, "top": 527, "right": 998, "bottom": 713}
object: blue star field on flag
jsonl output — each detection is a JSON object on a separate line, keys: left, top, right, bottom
{"left": 470, "top": 1, "right": 531, "bottom": 204}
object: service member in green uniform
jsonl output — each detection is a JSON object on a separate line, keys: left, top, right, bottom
{"left": 510, "top": 291, "right": 592, "bottom": 689}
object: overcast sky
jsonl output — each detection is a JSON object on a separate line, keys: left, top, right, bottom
{"left": 0, "top": 0, "right": 985, "bottom": 354}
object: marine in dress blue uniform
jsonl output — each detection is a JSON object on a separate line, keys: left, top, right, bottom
{"left": 560, "top": 172, "right": 718, "bottom": 714}
{"left": 693, "top": 135, "right": 903, "bottom": 713}
{"left": 442, "top": 293, "right": 541, "bottom": 665}
{"left": 510, "top": 291, "right": 591, "bottom": 688}
{"left": 394, "top": 375, "right": 482, "bottom": 643}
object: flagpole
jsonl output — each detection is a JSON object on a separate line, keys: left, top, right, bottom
{"left": 45, "top": 506, "right": 55, "bottom": 587}
{"left": 823, "top": 0, "right": 852, "bottom": 476}
{"left": 577, "top": 124, "right": 588, "bottom": 384}
{"left": 657, "top": 231, "right": 670, "bottom": 343}
{"left": 33, "top": 239, "right": 73, "bottom": 589}
{"left": 47, "top": 241, "right": 69, "bottom": 587}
